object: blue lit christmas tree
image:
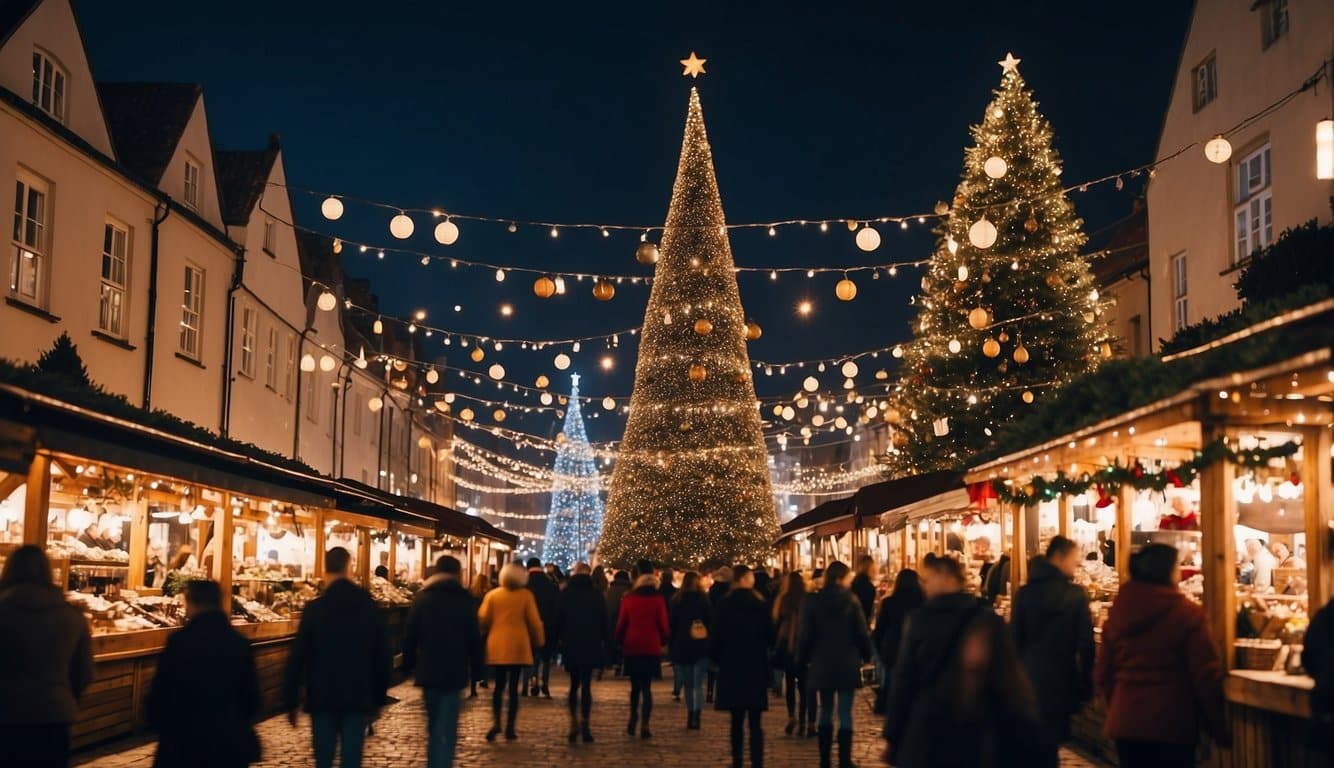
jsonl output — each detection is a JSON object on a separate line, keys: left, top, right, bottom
{"left": 541, "top": 373, "right": 604, "bottom": 569}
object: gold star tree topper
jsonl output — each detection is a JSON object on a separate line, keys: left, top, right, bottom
{"left": 680, "top": 51, "right": 707, "bottom": 78}
{"left": 998, "top": 52, "right": 1021, "bottom": 75}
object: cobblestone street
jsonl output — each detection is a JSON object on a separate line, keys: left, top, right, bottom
{"left": 79, "top": 677, "right": 1107, "bottom": 767}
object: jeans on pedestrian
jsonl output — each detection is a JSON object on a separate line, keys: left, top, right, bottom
{"left": 528, "top": 651, "right": 552, "bottom": 690}
{"left": 423, "top": 688, "right": 462, "bottom": 768}
{"left": 310, "top": 712, "right": 369, "bottom": 768}
{"left": 817, "top": 688, "right": 854, "bottom": 731}
{"left": 681, "top": 657, "right": 710, "bottom": 713}
{"left": 672, "top": 661, "right": 683, "bottom": 694}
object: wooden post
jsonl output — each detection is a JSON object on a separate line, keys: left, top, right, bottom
{"left": 127, "top": 482, "right": 148, "bottom": 589}
{"left": 214, "top": 499, "right": 235, "bottom": 616}
{"left": 387, "top": 525, "right": 398, "bottom": 582}
{"left": 314, "top": 509, "right": 327, "bottom": 578}
{"left": 899, "top": 527, "right": 909, "bottom": 572}
{"left": 1115, "top": 485, "right": 1133, "bottom": 585}
{"left": 1303, "top": 426, "right": 1332, "bottom": 609}
{"left": 357, "top": 527, "right": 371, "bottom": 584}
{"left": 1011, "top": 503, "right": 1027, "bottom": 599}
{"left": 913, "top": 522, "right": 923, "bottom": 567}
{"left": 1058, "top": 493, "right": 1071, "bottom": 540}
{"left": 23, "top": 451, "right": 50, "bottom": 545}
{"left": 1198, "top": 423, "right": 1235, "bottom": 667}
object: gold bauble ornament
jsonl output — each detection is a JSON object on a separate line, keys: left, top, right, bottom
{"left": 744, "top": 320, "right": 762, "bottom": 341}
{"left": 998, "top": 331, "right": 1010, "bottom": 343}
{"left": 469, "top": 347, "right": 484, "bottom": 363}
{"left": 1045, "top": 271, "right": 1063, "bottom": 289}
{"left": 1022, "top": 390, "right": 1035, "bottom": 404}
{"left": 845, "top": 219, "right": 859, "bottom": 232}
{"left": 535, "top": 375, "right": 550, "bottom": 388}
{"left": 968, "top": 307, "right": 989, "bottom": 330}
{"left": 688, "top": 363, "right": 707, "bottom": 382}
{"left": 635, "top": 242, "right": 660, "bottom": 265}
{"left": 693, "top": 318, "right": 713, "bottom": 336}
{"left": 679, "top": 422, "right": 692, "bottom": 432}
{"left": 532, "top": 275, "right": 556, "bottom": 299}
{"left": 933, "top": 200, "right": 949, "bottom": 215}
{"left": 1013, "top": 344, "right": 1030, "bottom": 364}
{"left": 835, "top": 278, "right": 858, "bottom": 301}
{"left": 982, "top": 338, "right": 1001, "bottom": 358}
{"left": 592, "top": 280, "right": 616, "bottom": 301}
{"left": 1024, "top": 217, "right": 1039, "bottom": 233}
{"left": 891, "top": 430, "right": 909, "bottom": 448}
{"left": 997, "top": 361, "right": 1009, "bottom": 374}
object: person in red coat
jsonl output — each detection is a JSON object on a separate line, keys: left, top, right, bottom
{"left": 1096, "top": 543, "right": 1230, "bottom": 767}
{"left": 615, "top": 564, "right": 669, "bottom": 739}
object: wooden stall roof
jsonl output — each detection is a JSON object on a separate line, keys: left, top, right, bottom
{"left": 333, "top": 479, "right": 516, "bottom": 547}
{"left": 775, "top": 496, "right": 855, "bottom": 544}
{"left": 854, "top": 470, "right": 966, "bottom": 533}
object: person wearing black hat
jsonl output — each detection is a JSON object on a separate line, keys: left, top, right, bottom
{"left": 523, "top": 557, "right": 559, "bottom": 697}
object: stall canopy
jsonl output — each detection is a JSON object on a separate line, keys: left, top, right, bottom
{"left": 858, "top": 471, "right": 968, "bottom": 533}
{"left": 775, "top": 496, "right": 855, "bottom": 544}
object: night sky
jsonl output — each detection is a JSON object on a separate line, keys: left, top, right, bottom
{"left": 75, "top": 0, "right": 1192, "bottom": 445}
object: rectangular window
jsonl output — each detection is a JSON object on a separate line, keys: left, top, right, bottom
{"left": 183, "top": 159, "right": 200, "bottom": 209}
{"left": 98, "top": 220, "right": 129, "bottom": 336}
{"left": 1171, "top": 252, "right": 1188, "bottom": 333}
{"left": 263, "top": 219, "right": 276, "bottom": 255}
{"left": 1192, "top": 54, "right": 1217, "bottom": 112}
{"left": 1262, "top": 0, "right": 1289, "bottom": 49}
{"left": 179, "top": 264, "right": 204, "bottom": 357}
{"left": 31, "top": 50, "right": 67, "bottom": 123}
{"left": 11, "top": 174, "right": 50, "bottom": 308}
{"left": 264, "top": 326, "right": 278, "bottom": 390}
{"left": 1234, "top": 143, "right": 1273, "bottom": 262}
{"left": 238, "top": 304, "right": 257, "bottom": 377}
{"left": 284, "top": 334, "right": 296, "bottom": 400}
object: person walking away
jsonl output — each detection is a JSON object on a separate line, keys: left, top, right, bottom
{"left": 149, "top": 580, "right": 260, "bottom": 768}
{"left": 1011, "top": 535, "right": 1094, "bottom": 746}
{"left": 707, "top": 565, "right": 733, "bottom": 702}
{"left": 1302, "top": 530, "right": 1334, "bottom": 755}
{"left": 712, "top": 566, "right": 775, "bottom": 768}
{"left": 981, "top": 552, "right": 1010, "bottom": 605}
{"left": 773, "top": 571, "right": 815, "bottom": 737}
{"left": 553, "top": 563, "right": 607, "bottom": 744}
{"left": 401, "top": 556, "right": 483, "bottom": 768}
{"left": 751, "top": 566, "right": 779, "bottom": 697}
{"left": 884, "top": 553, "right": 988, "bottom": 767}
{"left": 284, "top": 547, "right": 390, "bottom": 768}
{"left": 0, "top": 545, "right": 93, "bottom": 768}
{"left": 606, "top": 569, "right": 632, "bottom": 676}
{"left": 478, "top": 563, "right": 545, "bottom": 742}
{"left": 797, "top": 560, "right": 871, "bottom": 768}
{"left": 849, "top": 555, "right": 877, "bottom": 623}
{"left": 871, "top": 568, "right": 924, "bottom": 716}
{"left": 523, "top": 558, "right": 559, "bottom": 697}
{"left": 616, "top": 567, "right": 669, "bottom": 738}
{"left": 468, "top": 572, "right": 492, "bottom": 697}
{"left": 1096, "top": 544, "right": 1230, "bottom": 766}
{"left": 669, "top": 571, "right": 712, "bottom": 729}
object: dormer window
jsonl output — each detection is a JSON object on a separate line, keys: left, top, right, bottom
{"left": 184, "top": 158, "right": 201, "bottom": 209}
{"left": 31, "top": 50, "right": 67, "bottom": 123}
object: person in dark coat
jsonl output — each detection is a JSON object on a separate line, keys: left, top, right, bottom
{"left": 849, "top": 555, "right": 877, "bottom": 623}
{"left": 284, "top": 547, "right": 391, "bottom": 768}
{"left": 553, "top": 563, "right": 607, "bottom": 743}
{"left": 706, "top": 566, "right": 733, "bottom": 702}
{"left": 1011, "top": 535, "right": 1094, "bottom": 746}
{"left": 772, "top": 571, "right": 814, "bottom": 737}
{"left": 1096, "top": 544, "right": 1230, "bottom": 767}
{"left": 402, "top": 556, "right": 484, "bottom": 768}
{"left": 0, "top": 545, "right": 94, "bottom": 768}
{"left": 981, "top": 552, "right": 1010, "bottom": 604}
{"left": 871, "top": 568, "right": 924, "bottom": 715}
{"left": 616, "top": 571, "right": 669, "bottom": 738}
{"left": 659, "top": 567, "right": 677, "bottom": 603}
{"left": 523, "top": 558, "right": 559, "bottom": 698}
{"left": 605, "top": 570, "right": 632, "bottom": 675}
{"left": 1304, "top": 531, "right": 1334, "bottom": 754}
{"left": 711, "top": 566, "right": 774, "bottom": 768}
{"left": 797, "top": 560, "right": 871, "bottom": 768}
{"left": 668, "top": 571, "right": 712, "bottom": 729}
{"left": 149, "top": 580, "right": 260, "bottom": 768}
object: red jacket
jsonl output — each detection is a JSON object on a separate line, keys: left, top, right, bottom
{"left": 1095, "top": 581, "right": 1230, "bottom": 747}
{"left": 615, "top": 577, "right": 669, "bottom": 658}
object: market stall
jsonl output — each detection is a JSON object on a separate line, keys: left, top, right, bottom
{"left": 865, "top": 470, "right": 968, "bottom": 577}
{"left": 773, "top": 496, "right": 854, "bottom": 574}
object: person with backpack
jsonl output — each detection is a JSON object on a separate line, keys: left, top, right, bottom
{"left": 668, "top": 571, "right": 712, "bottom": 730}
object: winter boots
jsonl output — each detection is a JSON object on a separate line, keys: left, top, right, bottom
{"left": 818, "top": 725, "right": 834, "bottom": 768}
{"left": 838, "top": 729, "right": 856, "bottom": 768}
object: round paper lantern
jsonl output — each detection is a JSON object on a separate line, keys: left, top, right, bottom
{"left": 968, "top": 307, "right": 989, "bottom": 330}
{"left": 389, "top": 213, "right": 415, "bottom": 239}
{"left": 434, "top": 219, "right": 460, "bottom": 245}
{"left": 802, "top": 376, "right": 819, "bottom": 393}
{"left": 635, "top": 242, "right": 660, "bottom": 265}
{"left": 835, "top": 278, "right": 858, "bottom": 301}
{"left": 470, "top": 347, "right": 484, "bottom": 363}
{"left": 1204, "top": 135, "right": 1232, "bottom": 164}
{"left": 1022, "top": 390, "right": 1035, "bottom": 404}
{"left": 368, "top": 396, "right": 383, "bottom": 413}
{"left": 540, "top": 392, "right": 553, "bottom": 406}
{"left": 688, "top": 364, "right": 707, "bottom": 382}
{"left": 554, "top": 353, "right": 571, "bottom": 370}
{"left": 693, "top": 318, "right": 713, "bottom": 336}
{"left": 433, "top": 399, "right": 449, "bottom": 413}
{"left": 983, "top": 156, "right": 1008, "bottom": 179}
{"left": 781, "top": 406, "right": 795, "bottom": 421}
{"left": 592, "top": 280, "right": 615, "bottom": 301}
{"left": 425, "top": 368, "right": 439, "bottom": 384}
{"left": 316, "top": 290, "right": 337, "bottom": 311}
{"left": 834, "top": 416, "right": 848, "bottom": 430}
{"left": 459, "top": 408, "right": 475, "bottom": 422}
{"left": 947, "top": 339, "right": 962, "bottom": 354}
{"left": 982, "top": 338, "right": 1001, "bottom": 358}
{"left": 841, "top": 361, "right": 859, "bottom": 378}
{"left": 493, "top": 409, "right": 506, "bottom": 422}
{"left": 745, "top": 320, "right": 762, "bottom": 341}
{"left": 811, "top": 415, "right": 825, "bottom": 427}
{"left": 1013, "top": 344, "right": 1030, "bottom": 364}
{"left": 532, "top": 275, "right": 556, "bottom": 299}
{"left": 602, "top": 396, "right": 616, "bottom": 411}
{"left": 969, "top": 217, "right": 998, "bottom": 249}
{"left": 855, "top": 226, "right": 881, "bottom": 252}
{"left": 488, "top": 363, "right": 505, "bottom": 380}
{"left": 321, "top": 196, "right": 344, "bottom": 221}
{"left": 535, "top": 375, "right": 550, "bottom": 388}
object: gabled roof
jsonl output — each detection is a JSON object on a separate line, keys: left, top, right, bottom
{"left": 853, "top": 470, "right": 964, "bottom": 518}
{"left": 96, "top": 82, "right": 201, "bottom": 185}
{"left": 215, "top": 134, "right": 280, "bottom": 226}
{"left": 778, "top": 496, "right": 855, "bottom": 538}
{"left": 0, "top": 0, "right": 41, "bottom": 48}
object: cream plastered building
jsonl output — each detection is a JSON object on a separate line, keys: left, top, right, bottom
{"left": 1146, "top": 0, "right": 1333, "bottom": 349}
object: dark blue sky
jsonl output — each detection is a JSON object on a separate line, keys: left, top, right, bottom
{"left": 75, "top": 0, "right": 1191, "bottom": 444}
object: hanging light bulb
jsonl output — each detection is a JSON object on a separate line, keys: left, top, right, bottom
{"left": 841, "top": 361, "right": 859, "bottom": 378}
{"left": 300, "top": 353, "right": 316, "bottom": 372}
{"left": 1204, "top": 135, "right": 1232, "bottom": 164}
{"left": 495, "top": 269, "right": 506, "bottom": 282}
{"left": 803, "top": 376, "right": 819, "bottom": 393}
{"left": 355, "top": 348, "right": 368, "bottom": 369}
{"left": 425, "top": 368, "right": 439, "bottom": 384}
{"left": 321, "top": 196, "right": 344, "bottom": 220}
{"left": 372, "top": 318, "right": 383, "bottom": 335}
{"left": 488, "top": 363, "right": 505, "bottom": 380}
{"left": 368, "top": 396, "right": 383, "bottom": 413}
{"left": 316, "top": 290, "right": 337, "bottom": 311}
{"left": 319, "top": 354, "right": 336, "bottom": 372}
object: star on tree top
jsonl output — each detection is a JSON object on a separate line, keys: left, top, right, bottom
{"left": 998, "top": 52, "right": 1021, "bottom": 76}
{"left": 680, "top": 51, "right": 707, "bottom": 78}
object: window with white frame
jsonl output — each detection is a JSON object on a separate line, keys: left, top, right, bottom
{"left": 265, "top": 326, "right": 278, "bottom": 390}
{"left": 179, "top": 264, "right": 204, "bottom": 357}
{"left": 183, "top": 159, "right": 201, "bottom": 210}
{"left": 1192, "top": 54, "right": 1217, "bottom": 112}
{"left": 1234, "top": 143, "right": 1272, "bottom": 263}
{"left": 284, "top": 334, "right": 296, "bottom": 400}
{"left": 1262, "top": 0, "right": 1288, "bottom": 48}
{"left": 31, "top": 50, "right": 67, "bottom": 123}
{"left": 1171, "top": 252, "right": 1188, "bottom": 333}
{"left": 263, "top": 219, "right": 276, "bottom": 255}
{"left": 11, "top": 173, "right": 50, "bottom": 308}
{"left": 239, "top": 304, "right": 257, "bottom": 377}
{"left": 99, "top": 220, "right": 129, "bottom": 336}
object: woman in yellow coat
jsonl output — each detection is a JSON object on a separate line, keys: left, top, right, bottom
{"left": 478, "top": 563, "right": 545, "bottom": 742}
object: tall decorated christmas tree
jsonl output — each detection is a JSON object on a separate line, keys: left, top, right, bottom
{"left": 541, "top": 373, "right": 604, "bottom": 570}
{"left": 883, "top": 53, "right": 1112, "bottom": 476}
{"left": 599, "top": 85, "right": 777, "bottom": 568}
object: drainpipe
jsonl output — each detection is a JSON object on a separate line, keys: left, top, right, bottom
{"left": 1139, "top": 265, "right": 1152, "bottom": 354}
{"left": 337, "top": 362, "right": 353, "bottom": 479}
{"left": 141, "top": 202, "right": 171, "bottom": 409}
{"left": 290, "top": 327, "right": 316, "bottom": 461}
{"left": 220, "top": 246, "right": 247, "bottom": 435}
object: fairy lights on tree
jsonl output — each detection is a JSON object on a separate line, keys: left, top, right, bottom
{"left": 883, "top": 53, "right": 1112, "bottom": 477}
{"left": 541, "top": 373, "right": 604, "bottom": 569}
{"left": 598, "top": 84, "right": 778, "bottom": 568}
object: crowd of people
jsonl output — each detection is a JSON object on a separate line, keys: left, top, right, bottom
{"left": 2, "top": 535, "right": 1332, "bottom": 768}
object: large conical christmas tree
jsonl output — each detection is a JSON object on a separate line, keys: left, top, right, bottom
{"left": 541, "top": 373, "right": 604, "bottom": 570}
{"left": 883, "top": 53, "right": 1112, "bottom": 476}
{"left": 599, "top": 87, "right": 777, "bottom": 568}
